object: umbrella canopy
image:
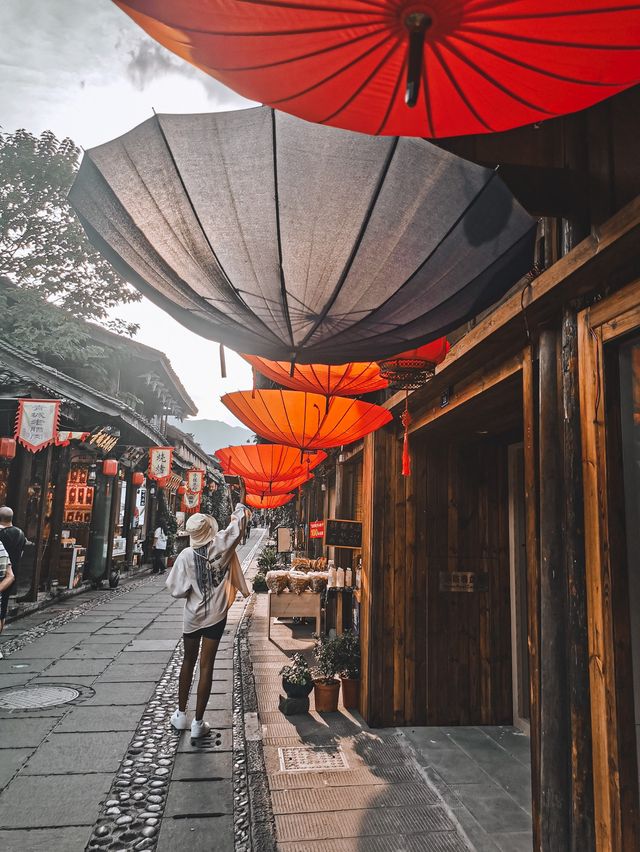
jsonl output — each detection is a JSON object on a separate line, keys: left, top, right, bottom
{"left": 215, "top": 444, "right": 327, "bottom": 482}
{"left": 69, "top": 106, "right": 536, "bottom": 364}
{"left": 243, "top": 471, "right": 313, "bottom": 496}
{"left": 222, "top": 390, "right": 392, "bottom": 450}
{"left": 245, "top": 492, "right": 294, "bottom": 509}
{"left": 113, "top": 1, "right": 640, "bottom": 138}
{"left": 243, "top": 356, "right": 388, "bottom": 396}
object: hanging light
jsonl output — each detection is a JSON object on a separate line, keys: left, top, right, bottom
{"left": 0, "top": 438, "right": 17, "bottom": 459}
{"left": 177, "top": 481, "right": 187, "bottom": 495}
{"left": 103, "top": 459, "right": 118, "bottom": 476}
{"left": 131, "top": 471, "right": 145, "bottom": 488}
{"left": 378, "top": 339, "right": 450, "bottom": 390}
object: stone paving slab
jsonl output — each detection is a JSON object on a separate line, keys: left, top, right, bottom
{"left": 155, "top": 815, "right": 234, "bottom": 852}
{"left": 42, "top": 659, "right": 110, "bottom": 676}
{"left": 0, "top": 826, "right": 93, "bottom": 851}
{"left": 55, "top": 704, "right": 148, "bottom": 733}
{"left": 96, "top": 663, "right": 168, "bottom": 682}
{"left": 82, "top": 681, "right": 157, "bottom": 705}
{"left": 0, "top": 747, "right": 34, "bottom": 790}
{"left": 0, "top": 717, "right": 60, "bottom": 748}
{"left": 0, "top": 773, "right": 113, "bottom": 827}
{"left": 164, "top": 778, "right": 234, "bottom": 816}
{"left": 22, "top": 731, "right": 133, "bottom": 775}
{"left": 171, "top": 751, "right": 233, "bottom": 781}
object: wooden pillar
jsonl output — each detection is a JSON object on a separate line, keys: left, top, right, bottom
{"left": 561, "top": 306, "right": 596, "bottom": 852}
{"left": 523, "top": 346, "right": 542, "bottom": 851}
{"left": 124, "top": 472, "right": 137, "bottom": 567}
{"left": 28, "top": 444, "right": 53, "bottom": 602}
{"left": 538, "top": 328, "right": 570, "bottom": 850}
{"left": 8, "top": 444, "right": 33, "bottom": 530}
{"left": 43, "top": 445, "right": 71, "bottom": 589}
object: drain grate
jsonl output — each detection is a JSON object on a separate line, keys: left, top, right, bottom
{"left": 278, "top": 746, "right": 348, "bottom": 772}
{"left": 0, "top": 685, "right": 80, "bottom": 710}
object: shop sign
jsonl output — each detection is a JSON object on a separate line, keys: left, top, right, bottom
{"left": 148, "top": 446, "right": 173, "bottom": 481}
{"left": 15, "top": 399, "right": 60, "bottom": 453}
{"left": 438, "top": 571, "right": 489, "bottom": 593}
{"left": 55, "top": 431, "right": 89, "bottom": 446}
{"left": 181, "top": 489, "right": 201, "bottom": 513}
{"left": 325, "top": 519, "right": 362, "bottom": 549}
{"left": 309, "top": 520, "right": 325, "bottom": 539}
{"left": 88, "top": 425, "right": 120, "bottom": 453}
{"left": 186, "top": 468, "right": 205, "bottom": 493}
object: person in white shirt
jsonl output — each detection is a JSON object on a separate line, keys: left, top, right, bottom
{"left": 0, "top": 541, "right": 15, "bottom": 660}
{"left": 166, "top": 491, "right": 251, "bottom": 740}
{"left": 152, "top": 525, "right": 167, "bottom": 574}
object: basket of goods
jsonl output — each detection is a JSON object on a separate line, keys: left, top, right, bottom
{"left": 308, "top": 571, "right": 329, "bottom": 594}
{"left": 287, "top": 571, "right": 311, "bottom": 595}
{"left": 266, "top": 570, "right": 289, "bottom": 594}
{"left": 291, "top": 557, "right": 311, "bottom": 573}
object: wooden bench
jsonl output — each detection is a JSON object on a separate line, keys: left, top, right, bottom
{"left": 267, "top": 590, "right": 322, "bottom": 640}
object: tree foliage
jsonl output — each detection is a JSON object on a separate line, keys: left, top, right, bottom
{"left": 0, "top": 128, "right": 139, "bottom": 355}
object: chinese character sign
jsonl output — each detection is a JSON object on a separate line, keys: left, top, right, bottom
{"left": 15, "top": 399, "right": 60, "bottom": 453}
{"left": 186, "top": 469, "right": 205, "bottom": 493}
{"left": 148, "top": 447, "right": 174, "bottom": 481}
{"left": 181, "top": 489, "right": 201, "bottom": 513}
{"left": 309, "top": 520, "right": 325, "bottom": 539}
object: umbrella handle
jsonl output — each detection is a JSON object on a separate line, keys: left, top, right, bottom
{"left": 405, "top": 12, "right": 432, "bottom": 108}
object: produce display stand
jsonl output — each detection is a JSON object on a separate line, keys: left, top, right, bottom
{"left": 267, "top": 590, "right": 322, "bottom": 640}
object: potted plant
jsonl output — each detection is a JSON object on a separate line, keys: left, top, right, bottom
{"left": 336, "top": 630, "right": 361, "bottom": 711}
{"left": 280, "top": 653, "right": 313, "bottom": 698}
{"left": 252, "top": 572, "right": 268, "bottom": 593}
{"left": 312, "top": 634, "right": 341, "bottom": 712}
{"left": 257, "top": 545, "right": 278, "bottom": 573}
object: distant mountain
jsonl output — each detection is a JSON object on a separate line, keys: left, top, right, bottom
{"left": 169, "top": 418, "right": 254, "bottom": 454}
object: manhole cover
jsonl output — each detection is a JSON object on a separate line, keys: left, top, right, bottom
{"left": 0, "top": 685, "right": 80, "bottom": 710}
{"left": 278, "top": 746, "right": 348, "bottom": 772}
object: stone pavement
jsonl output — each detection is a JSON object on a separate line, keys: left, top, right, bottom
{"left": 0, "top": 528, "right": 265, "bottom": 852}
{"left": 245, "top": 580, "right": 533, "bottom": 852}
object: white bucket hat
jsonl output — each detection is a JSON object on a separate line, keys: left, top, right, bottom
{"left": 185, "top": 513, "right": 219, "bottom": 548}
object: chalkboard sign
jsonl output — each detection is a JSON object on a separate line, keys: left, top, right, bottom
{"left": 325, "top": 519, "right": 362, "bottom": 549}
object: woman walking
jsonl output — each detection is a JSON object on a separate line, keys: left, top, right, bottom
{"left": 166, "top": 495, "right": 250, "bottom": 740}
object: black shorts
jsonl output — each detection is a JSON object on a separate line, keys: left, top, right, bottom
{"left": 184, "top": 616, "right": 227, "bottom": 642}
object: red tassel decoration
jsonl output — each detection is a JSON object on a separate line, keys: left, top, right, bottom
{"left": 401, "top": 392, "right": 411, "bottom": 477}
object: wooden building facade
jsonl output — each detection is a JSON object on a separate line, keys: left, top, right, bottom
{"left": 338, "top": 89, "right": 640, "bottom": 851}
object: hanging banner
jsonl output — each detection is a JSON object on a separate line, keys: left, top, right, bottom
{"left": 181, "top": 489, "right": 201, "bottom": 513}
{"left": 15, "top": 399, "right": 60, "bottom": 453}
{"left": 186, "top": 468, "right": 205, "bottom": 493}
{"left": 148, "top": 446, "right": 173, "bottom": 482}
{"left": 55, "top": 430, "right": 90, "bottom": 447}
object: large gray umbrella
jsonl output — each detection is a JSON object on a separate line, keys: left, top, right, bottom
{"left": 69, "top": 106, "right": 536, "bottom": 364}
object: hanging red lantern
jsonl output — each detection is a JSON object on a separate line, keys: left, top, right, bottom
{"left": 131, "top": 471, "right": 145, "bottom": 487}
{"left": 378, "top": 339, "right": 450, "bottom": 390}
{"left": 177, "top": 482, "right": 187, "bottom": 495}
{"left": 0, "top": 438, "right": 17, "bottom": 459}
{"left": 103, "top": 459, "right": 118, "bottom": 476}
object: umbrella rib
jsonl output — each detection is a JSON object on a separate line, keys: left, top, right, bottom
{"left": 297, "top": 135, "right": 399, "bottom": 351}
{"left": 376, "top": 51, "right": 408, "bottom": 135}
{"left": 151, "top": 114, "right": 278, "bottom": 341}
{"left": 342, "top": 169, "right": 500, "bottom": 334}
{"left": 270, "top": 110, "right": 296, "bottom": 351}
{"left": 421, "top": 50, "right": 435, "bottom": 137}
{"left": 454, "top": 31, "right": 632, "bottom": 87}
{"left": 465, "top": 3, "right": 640, "bottom": 23}
{"left": 464, "top": 23, "right": 640, "bottom": 51}
{"left": 430, "top": 43, "right": 495, "bottom": 131}
{"left": 270, "top": 30, "right": 397, "bottom": 106}
{"left": 236, "top": 0, "right": 390, "bottom": 15}
{"left": 207, "top": 24, "right": 391, "bottom": 72}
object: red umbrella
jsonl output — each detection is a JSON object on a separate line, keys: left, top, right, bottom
{"left": 113, "top": 1, "right": 640, "bottom": 138}
{"left": 215, "top": 444, "right": 326, "bottom": 481}
{"left": 243, "top": 471, "right": 313, "bottom": 496}
{"left": 245, "top": 492, "right": 294, "bottom": 509}
{"left": 221, "top": 390, "right": 392, "bottom": 450}
{"left": 243, "top": 356, "right": 388, "bottom": 396}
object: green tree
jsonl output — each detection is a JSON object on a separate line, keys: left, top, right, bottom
{"left": 0, "top": 128, "right": 139, "bottom": 359}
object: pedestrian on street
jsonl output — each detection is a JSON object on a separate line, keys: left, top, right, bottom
{"left": 152, "top": 523, "right": 168, "bottom": 574}
{"left": 0, "top": 539, "right": 15, "bottom": 659}
{"left": 0, "top": 506, "right": 25, "bottom": 601}
{"left": 166, "top": 488, "right": 251, "bottom": 740}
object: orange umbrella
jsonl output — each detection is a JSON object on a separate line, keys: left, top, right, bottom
{"left": 245, "top": 492, "right": 294, "bottom": 510}
{"left": 378, "top": 338, "right": 450, "bottom": 389}
{"left": 215, "top": 444, "right": 326, "bottom": 482}
{"left": 243, "top": 356, "right": 388, "bottom": 397}
{"left": 243, "top": 471, "right": 313, "bottom": 496}
{"left": 222, "top": 390, "right": 392, "bottom": 450}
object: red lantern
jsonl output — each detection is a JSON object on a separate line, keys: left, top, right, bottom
{"left": 378, "top": 339, "right": 450, "bottom": 390}
{"left": 131, "top": 471, "right": 145, "bottom": 487}
{"left": 177, "top": 482, "right": 187, "bottom": 495}
{"left": 103, "top": 459, "right": 118, "bottom": 476}
{"left": 0, "top": 438, "right": 17, "bottom": 459}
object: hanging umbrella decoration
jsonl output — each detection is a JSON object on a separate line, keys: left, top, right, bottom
{"left": 113, "top": 0, "right": 640, "bottom": 138}
{"left": 243, "top": 356, "right": 388, "bottom": 397}
{"left": 221, "top": 390, "right": 392, "bottom": 452}
{"left": 242, "top": 471, "right": 314, "bottom": 497}
{"left": 378, "top": 338, "right": 451, "bottom": 477}
{"left": 245, "top": 493, "right": 295, "bottom": 510}
{"left": 69, "top": 106, "right": 537, "bottom": 366}
{"left": 215, "top": 444, "right": 327, "bottom": 483}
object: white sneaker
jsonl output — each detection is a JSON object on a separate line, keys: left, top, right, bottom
{"left": 170, "top": 709, "right": 189, "bottom": 731}
{"left": 190, "top": 719, "right": 211, "bottom": 740}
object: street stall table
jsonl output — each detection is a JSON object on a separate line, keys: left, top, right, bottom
{"left": 267, "top": 590, "right": 322, "bottom": 641}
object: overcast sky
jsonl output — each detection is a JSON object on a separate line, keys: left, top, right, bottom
{"left": 0, "top": 0, "right": 254, "bottom": 425}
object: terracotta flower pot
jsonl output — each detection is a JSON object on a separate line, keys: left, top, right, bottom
{"left": 282, "top": 678, "right": 313, "bottom": 699}
{"left": 313, "top": 678, "right": 340, "bottom": 713}
{"left": 340, "top": 676, "right": 360, "bottom": 711}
